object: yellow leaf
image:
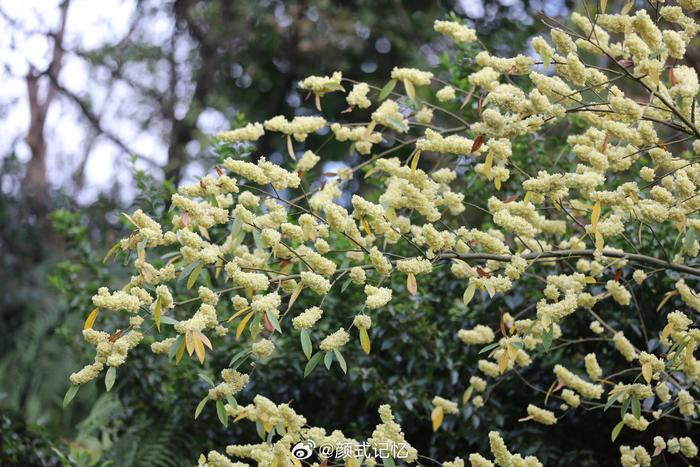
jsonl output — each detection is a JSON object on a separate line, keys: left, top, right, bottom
{"left": 621, "top": 0, "right": 633, "bottom": 15}
{"left": 410, "top": 150, "right": 421, "bottom": 175}
{"left": 404, "top": 79, "right": 416, "bottom": 100}
{"left": 197, "top": 331, "right": 213, "bottom": 350}
{"left": 641, "top": 362, "right": 652, "bottom": 384}
{"left": 584, "top": 276, "right": 597, "bottom": 284}
{"left": 287, "top": 283, "right": 304, "bottom": 312}
{"left": 630, "top": 190, "right": 638, "bottom": 203}
{"left": 236, "top": 311, "right": 255, "bottom": 339}
{"left": 523, "top": 191, "right": 532, "bottom": 204}
{"left": 494, "top": 177, "right": 501, "bottom": 191}
{"left": 591, "top": 200, "right": 601, "bottom": 232}
{"left": 365, "top": 120, "right": 377, "bottom": 139}
{"left": 600, "top": 0, "right": 607, "bottom": 13}
{"left": 228, "top": 306, "right": 251, "bottom": 323}
{"left": 407, "top": 272, "right": 418, "bottom": 296}
{"left": 84, "top": 307, "right": 99, "bottom": 330}
{"left": 657, "top": 291, "right": 678, "bottom": 312}
{"left": 484, "top": 153, "right": 493, "bottom": 178}
{"left": 186, "top": 331, "right": 195, "bottom": 356}
{"left": 686, "top": 341, "right": 696, "bottom": 368}
{"left": 361, "top": 217, "right": 372, "bottom": 236}
{"left": 314, "top": 93, "right": 322, "bottom": 112}
{"left": 431, "top": 406, "right": 444, "bottom": 431}
{"left": 595, "top": 231, "right": 604, "bottom": 251}
{"left": 498, "top": 351, "right": 509, "bottom": 374}
{"left": 484, "top": 281, "right": 496, "bottom": 298}
{"left": 175, "top": 337, "right": 186, "bottom": 364}
{"left": 198, "top": 225, "right": 210, "bottom": 241}
{"left": 193, "top": 333, "right": 206, "bottom": 364}
{"left": 463, "top": 282, "right": 476, "bottom": 305}
{"left": 359, "top": 327, "right": 371, "bottom": 354}
{"left": 153, "top": 298, "right": 162, "bottom": 332}
{"left": 214, "top": 258, "right": 223, "bottom": 279}
{"left": 462, "top": 386, "right": 474, "bottom": 404}
{"left": 287, "top": 134, "right": 296, "bottom": 160}
{"left": 507, "top": 343, "right": 518, "bottom": 360}
{"left": 661, "top": 323, "right": 672, "bottom": 341}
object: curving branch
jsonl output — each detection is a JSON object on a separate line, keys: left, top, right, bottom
{"left": 446, "top": 249, "right": 700, "bottom": 278}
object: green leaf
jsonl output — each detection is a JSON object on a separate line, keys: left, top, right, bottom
{"left": 631, "top": 397, "right": 641, "bottom": 419}
{"left": 105, "top": 367, "right": 116, "bottom": 392}
{"left": 324, "top": 351, "right": 334, "bottom": 370}
{"left": 63, "top": 385, "right": 80, "bottom": 408}
{"left": 300, "top": 329, "right": 312, "bottom": 359}
{"left": 159, "top": 315, "right": 179, "bottom": 325}
{"left": 216, "top": 399, "right": 228, "bottom": 427}
{"left": 250, "top": 313, "right": 262, "bottom": 340}
{"left": 378, "top": 79, "right": 397, "bottom": 101}
{"left": 341, "top": 277, "right": 352, "bottom": 293}
{"left": 226, "top": 395, "right": 238, "bottom": 410}
{"left": 102, "top": 240, "right": 121, "bottom": 264}
{"left": 478, "top": 342, "right": 501, "bottom": 354}
{"left": 684, "top": 228, "right": 696, "bottom": 253}
{"left": 168, "top": 335, "right": 184, "bottom": 361}
{"left": 266, "top": 310, "right": 282, "bottom": 333}
{"left": 611, "top": 419, "right": 625, "bottom": 442}
{"left": 187, "top": 262, "right": 204, "bottom": 289}
{"left": 256, "top": 420, "right": 265, "bottom": 440}
{"left": 384, "top": 456, "right": 396, "bottom": 467}
{"left": 178, "top": 260, "right": 201, "bottom": 284}
{"left": 385, "top": 115, "right": 408, "bottom": 132}
{"left": 304, "top": 352, "right": 324, "bottom": 377}
{"left": 199, "top": 373, "right": 215, "bottom": 387}
{"left": 334, "top": 349, "right": 347, "bottom": 374}
{"left": 194, "top": 396, "right": 208, "bottom": 419}
{"left": 229, "top": 349, "right": 252, "bottom": 368}
{"left": 620, "top": 397, "right": 631, "bottom": 418}
{"left": 542, "top": 325, "right": 553, "bottom": 352}
{"left": 604, "top": 391, "right": 624, "bottom": 411}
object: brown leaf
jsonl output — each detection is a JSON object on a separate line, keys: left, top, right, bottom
{"left": 341, "top": 106, "right": 354, "bottom": 114}
{"left": 504, "top": 194, "right": 519, "bottom": 203}
{"left": 471, "top": 134, "right": 485, "bottom": 153}
{"left": 182, "top": 211, "right": 190, "bottom": 227}
{"left": 263, "top": 313, "right": 274, "bottom": 333}
{"left": 214, "top": 164, "right": 223, "bottom": 176}
{"left": 669, "top": 67, "right": 676, "bottom": 86}
{"left": 618, "top": 59, "right": 633, "bottom": 68}
{"left": 614, "top": 269, "right": 622, "bottom": 282}
{"left": 476, "top": 266, "right": 490, "bottom": 278}
{"left": 460, "top": 86, "right": 475, "bottom": 109}
{"left": 499, "top": 310, "right": 507, "bottom": 337}
{"left": 109, "top": 329, "right": 124, "bottom": 343}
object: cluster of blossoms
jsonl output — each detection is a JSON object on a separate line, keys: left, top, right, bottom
{"left": 69, "top": 5, "right": 700, "bottom": 465}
